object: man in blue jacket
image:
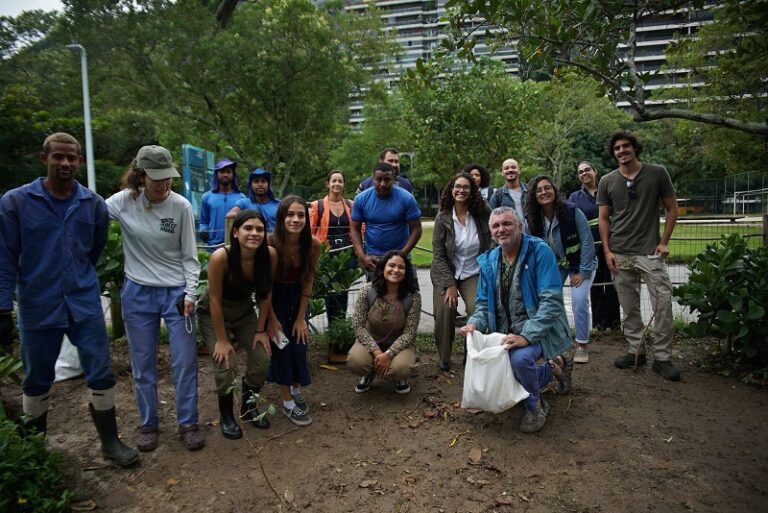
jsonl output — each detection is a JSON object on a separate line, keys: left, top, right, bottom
{"left": 0, "top": 133, "right": 138, "bottom": 466}
{"left": 199, "top": 158, "right": 244, "bottom": 247}
{"left": 461, "top": 206, "right": 573, "bottom": 433}
{"left": 226, "top": 167, "right": 280, "bottom": 232}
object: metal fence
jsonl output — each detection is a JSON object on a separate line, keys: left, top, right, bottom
{"left": 305, "top": 216, "right": 766, "bottom": 334}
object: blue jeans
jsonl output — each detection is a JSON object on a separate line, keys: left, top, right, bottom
{"left": 560, "top": 268, "right": 595, "bottom": 344}
{"left": 20, "top": 314, "right": 115, "bottom": 396}
{"left": 508, "top": 342, "right": 552, "bottom": 411}
{"left": 121, "top": 279, "right": 199, "bottom": 428}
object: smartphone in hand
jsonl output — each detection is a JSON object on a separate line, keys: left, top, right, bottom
{"left": 176, "top": 298, "right": 186, "bottom": 316}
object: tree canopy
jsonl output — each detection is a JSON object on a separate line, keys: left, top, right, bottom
{"left": 443, "top": 0, "right": 768, "bottom": 136}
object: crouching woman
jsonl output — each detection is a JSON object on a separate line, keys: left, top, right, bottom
{"left": 347, "top": 250, "right": 421, "bottom": 394}
{"left": 197, "top": 210, "right": 276, "bottom": 439}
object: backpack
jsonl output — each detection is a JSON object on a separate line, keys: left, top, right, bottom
{"left": 367, "top": 287, "right": 414, "bottom": 315}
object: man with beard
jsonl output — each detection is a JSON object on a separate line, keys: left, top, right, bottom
{"left": 350, "top": 162, "right": 422, "bottom": 281}
{"left": 226, "top": 167, "right": 280, "bottom": 232}
{"left": 489, "top": 158, "right": 527, "bottom": 224}
{"left": 199, "top": 158, "right": 244, "bottom": 247}
{"left": 597, "top": 130, "right": 680, "bottom": 381}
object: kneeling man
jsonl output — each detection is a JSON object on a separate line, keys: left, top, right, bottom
{"left": 461, "top": 207, "right": 573, "bottom": 433}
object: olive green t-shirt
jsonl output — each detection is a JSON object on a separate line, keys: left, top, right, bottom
{"left": 596, "top": 163, "right": 675, "bottom": 255}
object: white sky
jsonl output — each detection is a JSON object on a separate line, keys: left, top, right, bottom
{"left": 0, "top": 0, "right": 63, "bottom": 17}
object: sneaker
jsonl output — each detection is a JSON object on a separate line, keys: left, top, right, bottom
{"left": 283, "top": 405, "right": 312, "bottom": 426}
{"left": 395, "top": 380, "right": 411, "bottom": 394}
{"left": 355, "top": 373, "right": 374, "bottom": 394}
{"left": 137, "top": 426, "right": 159, "bottom": 452}
{"left": 653, "top": 360, "right": 681, "bottom": 382}
{"left": 292, "top": 392, "right": 308, "bottom": 415}
{"left": 519, "top": 400, "right": 548, "bottom": 433}
{"left": 615, "top": 353, "right": 647, "bottom": 369}
{"left": 574, "top": 345, "right": 589, "bottom": 364}
{"left": 179, "top": 424, "right": 204, "bottom": 451}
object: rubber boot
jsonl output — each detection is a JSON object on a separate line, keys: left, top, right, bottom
{"left": 241, "top": 379, "right": 270, "bottom": 429}
{"left": 19, "top": 412, "right": 48, "bottom": 437}
{"left": 218, "top": 393, "right": 242, "bottom": 439}
{"left": 89, "top": 404, "right": 140, "bottom": 467}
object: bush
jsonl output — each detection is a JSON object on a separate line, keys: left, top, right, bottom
{"left": 325, "top": 317, "right": 356, "bottom": 350}
{"left": 0, "top": 421, "right": 74, "bottom": 512}
{"left": 674, "top": 233, "right": 768, "bottom": 381}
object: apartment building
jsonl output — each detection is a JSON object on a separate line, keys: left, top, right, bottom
{"left": 343, "top": 0, "right": 718, "bottom": 123}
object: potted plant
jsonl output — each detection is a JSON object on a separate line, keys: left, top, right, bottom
{"left": 325, "top": 316, "right": 356, "bottom": 364}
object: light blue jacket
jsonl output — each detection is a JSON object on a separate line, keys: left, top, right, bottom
{"left": 467, "top": 235, "right": 571, "bottom": 359}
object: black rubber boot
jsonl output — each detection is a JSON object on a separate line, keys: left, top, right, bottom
{"left": 20, "top": 412, "right": 48, "bottom": 437}
{"left": 218, "top": 393, "right": 242, "bottom": 439}
{"left": 89, "top": 404, "right": 140, "bottom": 467}
{"left": 241, "top": 379, "right": 270, "bottom": 429}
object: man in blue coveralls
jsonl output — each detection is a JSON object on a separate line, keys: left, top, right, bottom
{"left": 0, "top": 133, "right": 138, "bottom": 466}
{"left": 199, "top": 158, "right": 244, "bottom": 247}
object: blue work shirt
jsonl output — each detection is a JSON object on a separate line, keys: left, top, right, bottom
{"left": 234, "top": 197, "right": 279, "bottom": 232}
{"left": 0, "top": 178, "right": 109, "bottom": 329}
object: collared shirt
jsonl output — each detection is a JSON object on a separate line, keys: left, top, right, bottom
{"left": 0, "top": 178, "right": 108, "bottom": 329}
{"left": 451, "top": 208, "right": 480, "bottom": 280}
{"left": 497, "top": 252, "right": 528, "bottom": 335}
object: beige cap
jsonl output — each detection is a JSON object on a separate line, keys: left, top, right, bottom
{"left": 136, "top": 145, "right": 180, "bottom": 180}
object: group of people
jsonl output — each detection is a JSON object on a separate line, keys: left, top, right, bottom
{"left": 0, "top": 128, "right": 681, "bottom": 466}
{"left": 431, "top": 130, "right": 681, "bottom": 433}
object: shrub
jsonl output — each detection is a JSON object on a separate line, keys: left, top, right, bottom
{"left": 325, "top": 317, "right": 356, "bottom": 350}
{"left": 0, "top": 421, "right": 75, "bottom": 512}
{"left": 674, "top": 233, "right": 768, "bottom": 381}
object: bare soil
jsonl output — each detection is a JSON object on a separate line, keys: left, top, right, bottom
{"left": 5, "top": 334, "right": 768, "bottom": 513}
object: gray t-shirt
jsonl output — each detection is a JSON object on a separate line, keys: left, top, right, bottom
{"left": 596, "top": 163, "right": 675, "bottom": 255}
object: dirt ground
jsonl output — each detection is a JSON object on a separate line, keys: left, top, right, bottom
{"left": 4, "top": 333, "right": 768, "bottom": 513}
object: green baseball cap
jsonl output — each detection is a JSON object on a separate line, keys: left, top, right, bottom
{"left": 136, "top": 145, "right": 180, "bottom": 180}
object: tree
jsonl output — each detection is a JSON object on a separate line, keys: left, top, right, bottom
{"left": 443, "top": 0, "right": 768, "bottom": 136}
{"left": 522, "top": 75, "right": 630, "bottom": 189}
{"left": 401, "top": 59, "right": 541, "bottom": 186}
{"left": 61, "top": 0, "right": 395, "bottom": 194}
{"left": 330, "top": 82, "right": 413, "bottom": 188}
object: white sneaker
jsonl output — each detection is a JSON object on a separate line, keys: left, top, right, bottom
{"left": 574, "top": 345, "right": 589, "bottom": 364}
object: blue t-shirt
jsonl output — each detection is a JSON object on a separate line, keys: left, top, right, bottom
{"left": 351, "top": 186, "right": 421, "bottom": 256}
{"left": 234, "top": 197, "right": 279, "bottom": 232}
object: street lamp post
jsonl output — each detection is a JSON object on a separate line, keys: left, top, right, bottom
{"left": 66, "top": 44, "right": 96, "bottom": 193}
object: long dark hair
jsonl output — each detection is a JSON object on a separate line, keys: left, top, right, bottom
{"left": 525, "top": 175, "right": 565, "bottom": 239}
{"left": 438, "top": 172, "right": 488, "bottom": 220}
{"left": 372, "top": 250, "right": 416, "bottom": 300}
{"left": 462, "top": 163, "right": 490, "bottom": 188}
{"left": 271, "top": 195, "right": 313, "bottom": 279}
{"left": 228, "top": 209, "right": 272, "bottom": 299}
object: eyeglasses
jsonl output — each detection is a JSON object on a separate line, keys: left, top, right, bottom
{"left": 453, "top": 184, "right": 471, "bottom": 191}
{"left": 535, "top": 185, "right": 554, "bottom": 194}
{"left": 626, "top": 179, "right": 637, "bottom": 200}
{"left": 577, "top": 167, "right": 592, "bottom": 175}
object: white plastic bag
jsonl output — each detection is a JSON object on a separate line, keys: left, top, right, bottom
{"left": 54, "top": 335, "right": 83, "bottom": 382}
{"left": 461, "top": 332, "right": 529, "bottom": 413}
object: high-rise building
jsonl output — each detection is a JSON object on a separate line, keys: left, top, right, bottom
{"left": 343, "top": 0, "right": 718, "bottom": 124}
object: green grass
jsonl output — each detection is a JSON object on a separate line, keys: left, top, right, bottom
{"left": 410, "top": 221, "right": 762, "bottom": 267}
{"left": 664, "top": 222, "right": 762, "bottom": 262}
